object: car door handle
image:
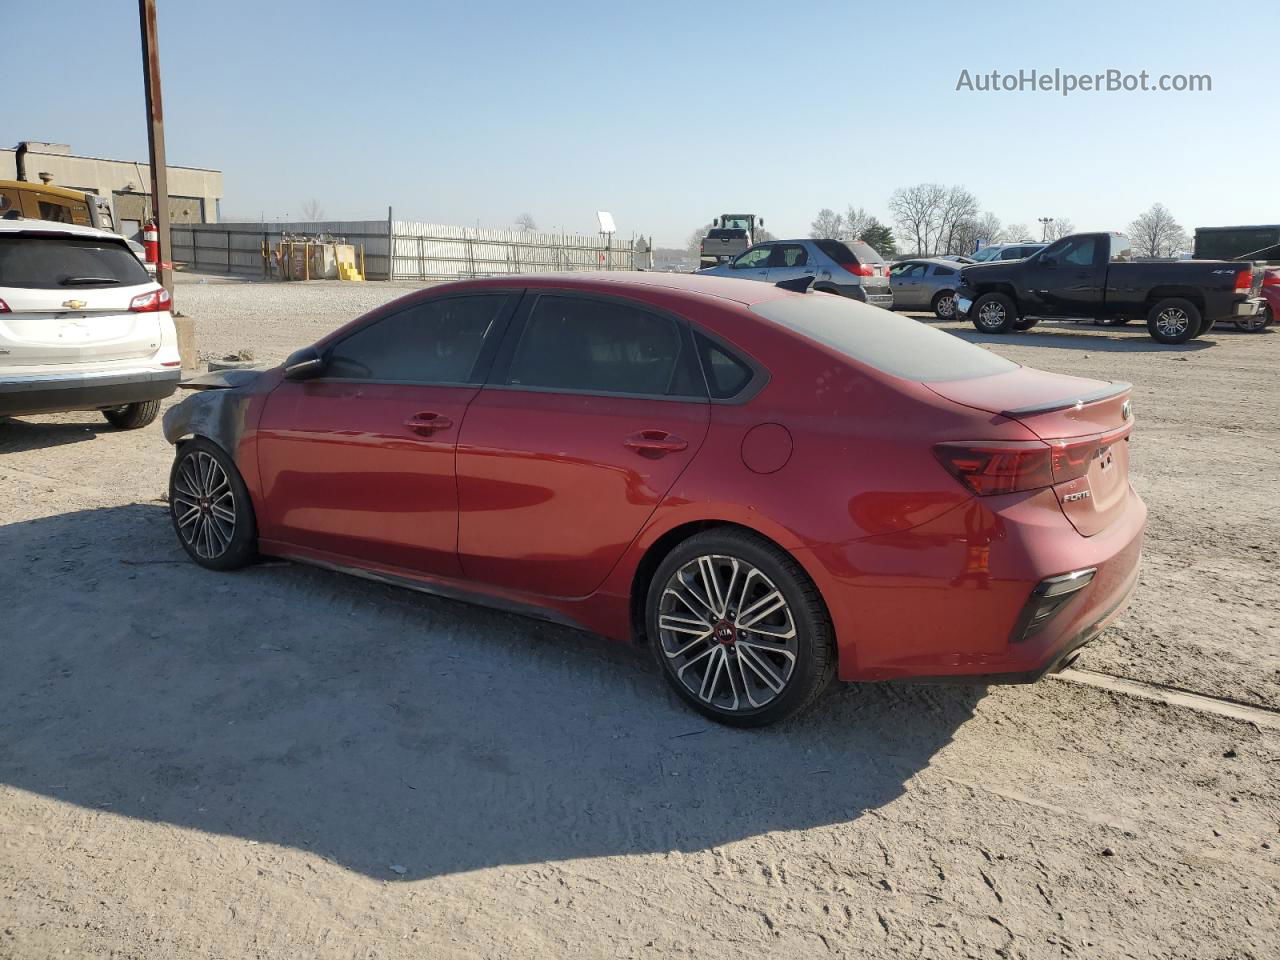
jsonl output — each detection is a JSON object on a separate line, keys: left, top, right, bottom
{"left": 624, "top": 430, "right": 688, "bottom": 455}
{"left": 403, "top": 412, "right": 454, "bottom": 436}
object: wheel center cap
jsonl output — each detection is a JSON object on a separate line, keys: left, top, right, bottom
{"left": 714, "top": 620, "right": 736, "bottom": 645}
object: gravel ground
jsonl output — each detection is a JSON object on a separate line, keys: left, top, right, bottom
{"left": 1, "top": 275, "right": 1277, "bottom": 959}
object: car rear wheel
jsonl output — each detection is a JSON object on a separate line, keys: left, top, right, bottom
{"left": 647, "top": 529, "right": 835, "bottom": 727}
{"left": 169, "top": 437, "right": 257, "bottom": 570}
{"left": 1233, "top": 309, "right": 1269, "bottom": 332}
{"left": 971, "top": 293, "right": 1017, "bottom": 334}
{"left": 102, "top": 400, "right": 160, "bottom": 430}
{"left": 931, "top": 291, "right": 957, "bottom": 319}
{"left": 1146, "top": 298, "right": 1201, "bottom": 344}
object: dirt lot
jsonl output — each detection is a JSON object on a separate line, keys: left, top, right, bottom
{"left": 1, "top": 275, "right": 1277, "bottom": 959}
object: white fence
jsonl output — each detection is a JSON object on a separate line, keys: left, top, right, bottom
{"left": 172, "top": 219, "right": 645, "bottom": 281}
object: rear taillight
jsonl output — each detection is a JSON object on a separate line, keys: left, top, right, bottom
{"left": 840, "top": 262, "right": 875, "bottom": 277}
{"left": 1235, "top": 267, "right": 1254, "bottom": 294}
{"left": 936, "top": 424, "right": 1131, "bottom": 497}
{"left": 934, "top": 441, "right": 1054, "bottom": 496}
{"left": 129, "top": 287, "right": 172, "bottom": 312}
{"left": 0, "top": 298, "right": 9, "bottom": 313}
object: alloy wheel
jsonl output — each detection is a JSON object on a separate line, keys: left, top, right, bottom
{"left": 936, "top": 294, "right": 956, "bottom": 318}
{"left": 172, "top": 449, "right": 237, "bottom": 560}
{"left": 977, "top": 301, "right": 1006, "bottom": 329}
{"left": 1155, "top": 307, "right": 1189, "bottom": 339}
{"left": 657, "top": 554, "right": 798, "bottom": 713}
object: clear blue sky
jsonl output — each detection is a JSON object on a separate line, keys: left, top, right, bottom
{"left": 6, "top": 0, "right": 1276, "bottom": 246}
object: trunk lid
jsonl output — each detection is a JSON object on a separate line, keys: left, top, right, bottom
{"left": 927, "top": 367, "right": 1133, "bottom": 536}
{"left": 0, "top": 283, "right": 164, "bottom": 367}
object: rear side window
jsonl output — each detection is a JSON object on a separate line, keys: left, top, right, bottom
{"left": 695, "top": 333, "right": 754, "bottom": 399}
{"left": 814, "top": 239, "right": 858, "bottom": 264}
{"left": 507, "top": 296, "right": 692, "bottom": 397}
{"left": 0, "top": 235, "right": 152, "bottom": 289}
{"left": 752, "top": 295, "right": 1017, "bottom": 382}
{"left": 932, "top": 265, "right": 956, "bottom": 277}
{"left": 326, "top": 294, "right": 505, "bottom": 383}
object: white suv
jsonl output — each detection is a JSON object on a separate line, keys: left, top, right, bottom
{"left": 0, "top": 218, "right": 180, "bottom": 429}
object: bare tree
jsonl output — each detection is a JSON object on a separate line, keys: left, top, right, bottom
{"left": 938, "top": 187, "right": 980, "bottom": 255}
{"left": 809, "top": 208, "right": 845, "bottom": 240}
{"left": 514, "top": 213, "right": 538, "bottom": 232}
{"left": 1043, "top": 219, "right": 1076, "bottom": 241}
{"left": 889, "top": 183, "right": 947, "bottom": 257}
{"left": 687, "top": 223, "right": 714, "bottom": 259}
{"left": 1128, "top": 203, "right": 1187, "bottom": 258}
{"left": 1005, "top": 222, "right": 1032, "bottom": 241}
{"left": 301, "top": 198, "right": 325, "bottom": 222}
{"left": 753, "top": 227, "right": 777, "bottom": 243}
{"left": 841, "top": 206, "right": 873, "bottom": 242}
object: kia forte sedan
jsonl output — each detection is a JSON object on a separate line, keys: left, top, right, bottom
{"left": 163, "top": 273, "right": 1146, "bottom": 726}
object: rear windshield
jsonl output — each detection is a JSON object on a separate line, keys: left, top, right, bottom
{"left": 752, "top": 294, "right": 1017, "bottom": 382}
{"left": 814, "top": 239, "right": 884, "bottom": 265}
{"left": 0, "top": 235, "right": 151, "bottom": 289}
{"left": 706, "top": 228, "right": 747, "bottom": 240}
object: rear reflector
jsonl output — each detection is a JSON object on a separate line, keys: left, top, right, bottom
{"left": 1235, "top": 267, "right": 1254, "bottom": 294}
{"left": 129, "top": 287, "right": 172, "bottom": 312}
{"left": 0, "top": 298, "right": 9, "bottom": 313}
{"left": 1013, "top": 568, "right": 1096, "bottom": 642}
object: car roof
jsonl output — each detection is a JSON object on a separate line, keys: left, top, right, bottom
{"left": 422, "top": 270, "right": 798, "bottom": 307}
{"left": 0, "top": 217, "right": 125, "bottom": 242}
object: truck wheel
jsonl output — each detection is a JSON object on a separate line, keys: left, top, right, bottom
{"left": 1146, "top": 298, "right": 1201, "bottom": 344}
{"left": 1013, "top": 317, "right": 1040, "bottom": 330}
{"left": 931, "top": 291, "right": 957, "bottom": 319}
{"left": 971, "top": 293, "right": 1017, "bottom": 334}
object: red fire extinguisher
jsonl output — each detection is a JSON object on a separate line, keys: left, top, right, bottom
{"left": 142, "top": 218, "right": 159, "bottom": 264}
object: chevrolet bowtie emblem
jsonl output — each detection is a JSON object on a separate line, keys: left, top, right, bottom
{"left": 62, "top": 299, "right": 87, "bottom": 309}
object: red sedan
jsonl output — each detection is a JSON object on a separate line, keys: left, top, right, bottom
{"left": 163, "top": 273, "right": 1146, "bottom": 726}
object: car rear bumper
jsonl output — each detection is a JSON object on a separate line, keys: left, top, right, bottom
{"left": 0, "top": 368, "right": 180, "bottom": 417}
{"left": 815, "top": 484, "right": 1147, "bottom": 683}
{"left": 834, "top": 284, "right": 893, "bottom": 308}
{"left": 954, "top": 291, "right": 974, "bottom": 318}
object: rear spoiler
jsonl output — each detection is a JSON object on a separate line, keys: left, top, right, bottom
{"left": 1000, "top": 382, "right": 1131, "bottom": 418}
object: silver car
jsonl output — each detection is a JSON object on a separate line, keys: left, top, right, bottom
{"left": 699, "top": 238, "right": 893, "bottom": 307}
{"left": 888, "top": 258, "right": 964, "bottom": 318}
{"left": 969, "top": 242, "right": 1046, "bottom": 262}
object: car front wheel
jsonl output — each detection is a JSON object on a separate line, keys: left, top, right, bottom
{"left": 647, "top": 529, "right": 835, "bottom": 727}
{"left": 932, "top": 291, "right": 957, "bottom": 319}
{"left": 169, "top": 437, "right": 257, "bottom": 570}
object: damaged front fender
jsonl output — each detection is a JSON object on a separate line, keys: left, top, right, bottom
{"left": 161, "top": 367, "right": 279, "bottom": 457}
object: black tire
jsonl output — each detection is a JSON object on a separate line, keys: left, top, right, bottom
{"left": 168, "top": 436, "right": 257, "bottom": 571}
{"left": 970, "top": 292, "right": 1017, "bottom": 334}
{"left": 102, "top": 400, "right": 160, "bottom": 430}
{"left": 1092, "top": 316, "right": 1131, "bottom": 326}
{"left": 931, "top": 290, "right": 957, "bottom": 319}
{"left": 1146, "top": 298, "right": 1201, "bottom": 344}
{"left": 1013, "top": 316, "right": 1040, "bottom": 331}
{"left": 647, "top": 528, "right": 835, "bottom": 728}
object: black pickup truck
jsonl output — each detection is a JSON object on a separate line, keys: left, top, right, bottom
{"left": 954, "top": 232, "right": 1266, "bottom": 343}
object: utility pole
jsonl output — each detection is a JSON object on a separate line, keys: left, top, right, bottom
{"left": 1038, "top": 217, "right": 1055, "bottom": 242}
{"left": 139, "top": 0, "right": 194, "bottom": 368}
{"left": 139, "top": 0, "right": 171, "bottom": 293}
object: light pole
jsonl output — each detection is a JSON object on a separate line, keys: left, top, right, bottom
{"left": 1038, "top": 217, "right": 1055, "bottom": 242}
